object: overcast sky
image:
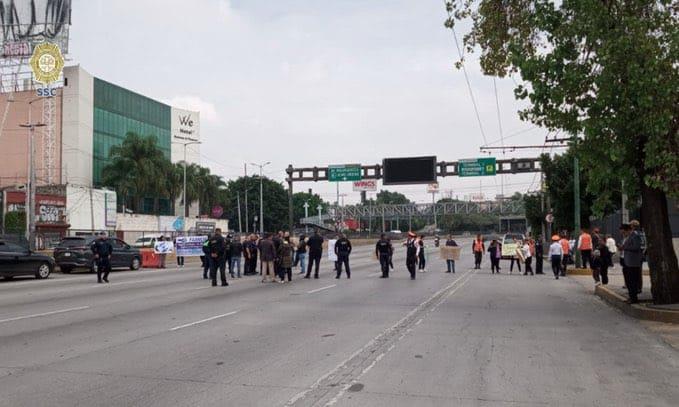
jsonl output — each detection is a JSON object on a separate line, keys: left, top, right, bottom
{"left": 69, "top": 0, "right": 553, "bottom": 204}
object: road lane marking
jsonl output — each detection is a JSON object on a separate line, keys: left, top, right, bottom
{"left": 307, "top": 285, "right": 336, "bottom": 294}
{"left": 367, "top": 272, "right": 382, "bottom": 277}
{"left": 169, "top": 311, "right": 239, "bottom": 331}
{"left": 0, "top": 306, "right": 90, "bottom": 324}
{"left": 286, "top": 269, "right": 477, "bottom": 406}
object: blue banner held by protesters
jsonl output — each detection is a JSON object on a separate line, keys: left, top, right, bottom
{"left": 176, "top": 236, "right": 207, "bottom": 257}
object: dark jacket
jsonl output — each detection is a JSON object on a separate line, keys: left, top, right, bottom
{"left": 208, "top": 234, "right": 227, "bottom": 258}
{"left": 335, "top": 238, "right": 352, "bottom": 256}
{"left": 376, "top": 239, "right": 393, "bottom": 257}
{"left": 307, "top": 234, "right": 324, "bottom": 255}
{"left": 259, "top": 239, "right": 277, "bottom": 262}
{"left": 445, "top": 239, "right": 458, "bottom": 247}
{"left": 277, "top": 240, "right": 294, "bottom": 268}
{"left": 297, "top": 240, "right": 307, "bottom": 254}
{"left": 230, "top": 241, "right": 243, "bottom": 257}
{"left": 91, "top": 239, "right": 113, "bottom": 261}
{"left": 622, "top": 231, "right": 643, "bottom": 267}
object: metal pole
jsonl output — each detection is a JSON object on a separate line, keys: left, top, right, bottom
{"left": 573, "top": 155, "right": 581, "bottom": 268}
{"left": 237, "top": 192, "right": 242, "bottom": 233}
{"left": 287, "top": 179, "right": 294, "bottom": 232}
{"left": 244, "top": 163, "right": 249, "bottom": 233}
{"left": 28, "top": 117, "right": 35, "bottom": 248}
{"left": 259, "top": 166, "right": 264, "bottom": 234}
{"left": 540, "top": 172, "right": 546, "bottom": 241}
{"left": 304, "top": 201, "right": 309, "bottom": 235}
{"left": 432, "top": 192, "right": 437, "bottom": 230}
{"left": 183, "top": 143, "right": 187, "bottom": 221}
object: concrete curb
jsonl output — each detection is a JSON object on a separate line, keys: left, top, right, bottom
{"left": 569, "top": 267, "right": 650, "bottom": 276}
{"left": 594, "top": 285, "right": 679, "bottom": 324}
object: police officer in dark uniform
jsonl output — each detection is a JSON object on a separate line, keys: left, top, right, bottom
{"left": 224, "top": 234, "right": 233, "bottom": 278}
{"left": 91, "top": 231, "right": 113, "bottom": 283}
{"left": 375, "top": 233, "right": 393, "bottom": 278}
{"left": 201, "top": 235, "right": 211, "bottom": 279}
{"left": 305, "top": 229, "right": 324, "bottom": 279}
{"left": 335, "top": 233, "right": 352, "bottom": 279}
{"left": 209, "top": 228, "right": 228, "bottom": 287}
{"left": 405, "top": 231, "right": 418, "bottom": 280}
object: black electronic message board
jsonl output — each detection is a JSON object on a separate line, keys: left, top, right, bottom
{"left": 382, "top": 156, "right": 437, "bottom": 185}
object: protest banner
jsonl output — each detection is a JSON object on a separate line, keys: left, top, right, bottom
{"left": 176, "top": 236, "right": 207, "bottom": 257}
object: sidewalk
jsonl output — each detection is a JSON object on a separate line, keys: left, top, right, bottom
{"left": 572, "top": 268, "right": 679, "bottom": 350}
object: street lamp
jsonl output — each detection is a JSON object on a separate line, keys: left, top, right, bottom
{"left": 303, "top": 201, "right": 310, "bottom": 234}
{"left": 250, "top": 161, "right": 271, "bottom": 233}
{"left": 19, "top": 97, "right": 47, "bottom": 249}
{"left": 172, "top": 137, "right": 201, "bottom": 230}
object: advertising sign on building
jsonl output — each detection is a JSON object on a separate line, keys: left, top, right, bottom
{"left": 195, "top": 221, "right": 216, "bottom": 234}
{"left": 352, "top": 180, "right": 377, "bottom": 192}
{"left": 171, "top": 107, "right": 201, "bottom": 166}
{"left": 104, "top": 191, "right": 117, "bottom": 227}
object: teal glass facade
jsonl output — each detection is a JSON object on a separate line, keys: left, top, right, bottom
{"left": 92, "top": 78, "right": 172, "bottom": 214}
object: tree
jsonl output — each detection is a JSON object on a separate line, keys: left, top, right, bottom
{"left": 102, "top": 132, "right": 168, "bottom": 213}
{"left": 224, "top": 176, "right": 289, "bottom": 233}
{"left": 292, "top": 192, "right": 329, "bottom": 225}
{"left": 375, "top": 190, "right": 410, "bottom": 205}
{"left": 445, "top": 0, "right": 679, "bottom": 303}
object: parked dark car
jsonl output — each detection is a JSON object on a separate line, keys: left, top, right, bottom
{"left": 53, "top": 236, "right": 141, "bottom": 273}
{"left": 0, "top": 240, "right": 54, "bottom": 280}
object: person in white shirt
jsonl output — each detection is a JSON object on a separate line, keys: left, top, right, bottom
{"left": 522, "top": 241, "right": 534, "bottom": 275}
{"left": 605, "top": 234, "right": 617, "bottom": 268}
{"left": 549, "top": 235, "right": 564, "bottom": 279}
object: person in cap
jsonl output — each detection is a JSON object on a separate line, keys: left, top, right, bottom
{"left": 90, "top": 231, "right": 113, "bottom": 283}
{"left": 404, "top": 231, "right": 419, "bottom": 280}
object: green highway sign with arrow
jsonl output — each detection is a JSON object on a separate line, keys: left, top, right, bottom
{"left": 328, "top": 165, "right": 362, "bottom": 182}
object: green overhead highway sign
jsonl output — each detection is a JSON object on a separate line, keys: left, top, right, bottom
{"left": 328, "top": 165, "right": 362, "bottom": 182}
{"left": 459, "top": 157, "right": 497, "bottom": 177}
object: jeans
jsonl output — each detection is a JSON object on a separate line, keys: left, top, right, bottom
{"left": 230, "top": 256, "right": 241, "bottom": 277}
{"left": 379, "top": 254, "right": 390, "bottom": 277}
{"left": 201, "top": 255, "right": 209, "bottom": 278}
{"left": 418, "top": 252, "right": 426, "bottom": 270}
{"left": 510, "top": 258, "right": 522, "bottom": 272}
{"left": 406, "top": 256, "right": 417, "bottom": 279}
{"left": 474, "top": 251, "right": 482, "bottom": 268}
{"left": 209, "top": 256, "right": 227, "bottom": 285}
{"left": 336, "top": 254, "right": 350, "bottom": 278}
{"left": 446, "top": 259, "right": 456, "bottom": 273}
{"left": 551, "top": 255, "right": 562, "bottom": 277}
{"left": 306, "top": 253, "right": 322, "bottom": 277}
{"left": 581, "top": 250, "right": 592, "bottom": 269}
{"left": 297, "top": 253, "right": 307, "bottom": 273}
{"left": 176, "top": 256, "right": 184, "bottom": 266}
{"left": 490, "top": 257, "right": 500, "bottom": 274}
{"left": 524, "top": 257, "right": 533, "bottom": 274}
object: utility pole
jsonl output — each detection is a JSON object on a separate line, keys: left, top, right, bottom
{"left": 540, "top": 172, "right": 546, "bottom": 240}
{"left": 303, "top": 201, "right": 309, "bottom": 235}
{"left": 573, "top": 154, "right": 582, "bottom": 268}
{"left": 19, "top": 100, "right": 45, "bottom": 249}
{"left": 432, "top": 191, "right": 438, "bottom": 231}
{"left": 250, "top": 162, "right": 270, "bottom": 234}
{"left": 237, "top": 192, "right": 242, "bottom": 233}
{"left": 244, "top": 163, "right": 249, "bottom": 233}
{"left": 172, "top": 138, "right": 201, "bottom": 228}
{"left": 317, "top": 204, "right": 323, "bottom": 225}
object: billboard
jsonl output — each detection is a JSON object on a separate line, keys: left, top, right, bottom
{"left": 382, "top": 156, "right": 437, "bottom": 185}
{"left": 0, "top": 0, "right": 72, "bottom": 53}
{"left": 171, "top": 107, "right": 201, "bottom": 165}
{"left": 352, "top": 180, "right": 377, "bottom": 192}
{"left": 427, "top": 183, "right": 439, "bottom": 193}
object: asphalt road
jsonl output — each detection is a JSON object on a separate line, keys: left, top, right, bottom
{"left": 0, "top": 239, "right": 677, "bottom": 406}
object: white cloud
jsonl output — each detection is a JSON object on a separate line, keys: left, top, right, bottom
{"left": 164, "top": 95, "right": 220, "bottom": 125}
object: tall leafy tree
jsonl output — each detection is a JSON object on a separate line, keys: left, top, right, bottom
{"left": 445, "top": 0, "right": 679, "bottom": 303}
{"left": 292, "top": 191, "right": 329, "bottom": 225}
{"left": 224, "top": 176, "right": 289, "bottom": 232}
{"left": 103, "top": 132, "right": 168, "bottom": 212}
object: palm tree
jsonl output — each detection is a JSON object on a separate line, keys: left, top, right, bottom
{"left": 102, "top": 132, "right": 168, "bottom": 213}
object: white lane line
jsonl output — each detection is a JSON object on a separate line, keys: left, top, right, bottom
{"left": 169, "top": 311, "right": 239, "bottom": 331}
{"left": 0, "top": 306, "right": 90, "bottom": 324}
{"left": 286, "top": 269, "right": 476, "bottom": 406}
{"left": 306, "top": 284, "right": 337, "bottom": 294}
{"left": 368, "top": 272, "right": 382, "bottom": 277}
